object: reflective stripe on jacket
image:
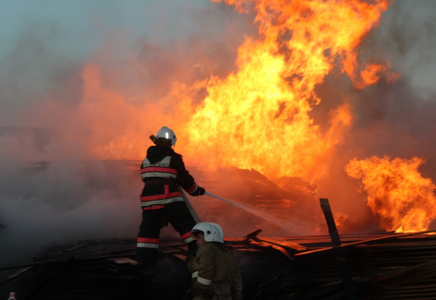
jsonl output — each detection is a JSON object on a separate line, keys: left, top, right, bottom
{"left": 140, "top": 145, "right": 199, "bottom": 208}
{"left": 140, "top": 156, "right": 177, "bottom": 179}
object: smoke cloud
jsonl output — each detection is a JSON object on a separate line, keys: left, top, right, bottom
{"left": 0, "top": 1, "right": 255, "bottom": 276}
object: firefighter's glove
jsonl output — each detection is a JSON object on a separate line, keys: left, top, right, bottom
{"left": 190, "top": 187, "right": 205, "bottom": 196}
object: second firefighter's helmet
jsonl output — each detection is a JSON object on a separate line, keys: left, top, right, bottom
{"left": 191, "top": 222, "right": 224, "bottom": 243}
{"left": 155, "top": 126, "right": 177, "bottom": 146}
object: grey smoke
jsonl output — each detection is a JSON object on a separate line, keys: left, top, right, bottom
{"left": 0, "top": 1, "right": 256, "bottom": 278}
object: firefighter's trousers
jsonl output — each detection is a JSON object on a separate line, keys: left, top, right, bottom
{"left": 137, "top": 201, "right": 197, "bottom": 265}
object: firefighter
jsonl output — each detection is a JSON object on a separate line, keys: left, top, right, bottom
{"left": 186, "top": 222, "right": 243, "bottom": 300}
{"left": 137, "top": 126, "right": 205, "bottom": 274}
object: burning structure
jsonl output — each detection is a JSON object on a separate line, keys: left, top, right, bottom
{"left": 2, "top": 200, "right": 436, "bottom": 299}
{"left": 1, "top": 0, "right": 436, "bottom": 299}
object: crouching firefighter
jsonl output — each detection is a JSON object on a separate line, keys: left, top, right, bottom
{"left": 137, "top": 126, "right": 205, "bottom": 274}
{"left": 186, "top": 223, "right": 243, "bottom": 300}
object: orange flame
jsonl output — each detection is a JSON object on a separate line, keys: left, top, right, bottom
{"left": 354, "top": 62, "right": 399, "bottom": 89}
{"left": 181, "top": 0, "right": 390, "bottom": 179}
{"left": 357, "top": 63, "right": 385, "bottom": 88}
{"left": 345, "top": 156, "right": 436, "bottom": 233}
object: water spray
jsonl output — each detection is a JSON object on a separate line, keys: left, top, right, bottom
{"left": 204, "top": 191, "right": 311, "bottom": 235}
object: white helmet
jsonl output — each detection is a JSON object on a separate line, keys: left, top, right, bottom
{"left": 191, "top": 222, "right": 224, "bottom": 243}
{"left": 155, "top": 126, "right": 177, "bottom": 146}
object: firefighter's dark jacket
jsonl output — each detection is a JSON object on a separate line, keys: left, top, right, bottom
{"left": 140, "top": 145, "right": 199, "bottom": 209}
{"left": 188, "top": 242, "right": 243, "bottom": 300}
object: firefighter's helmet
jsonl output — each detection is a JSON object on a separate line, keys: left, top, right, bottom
{"left": 191, "top": 222, "right": 224, "bottom": 243}
{"left": 155, "top": 126, "right": 177, "bottom": 146}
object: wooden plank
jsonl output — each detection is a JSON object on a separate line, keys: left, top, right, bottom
{"left": 296, "top": 230, "right": 436, "bottom": 257}
{"left": 319, "top": 198, "right": 357, "bottom": 300}
{"left": 320, "top": 198, "right": 341, "bottom": 246}
{"left": 23, "top": 257, "right": 77, "bottom": 300}
{"left": 0, "top": 266, "right": 34, "bottom": 287}
{"left": 248, "top": 239, "right": 295, "bottom": 261}
{"left": 258, "top": 237, "right": 307, "bottom": 251}
{"left": 171, "top": 254, "right": 187, "bottom": 261}
{"left": 356, "top": 260, "right": 436, "bottom": 294}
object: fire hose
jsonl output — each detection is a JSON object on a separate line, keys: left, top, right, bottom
{"left": 178, "top": 185, "right": 201, "bottom": 224}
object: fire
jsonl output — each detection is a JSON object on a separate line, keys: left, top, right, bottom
{"left": 181, "top": 0, "right": 390, "bottom": 179}
{"left": 355, "top": 62, "right": 399, "bottom": 89}
{"left": 357, "top": 63, "right": 386, "bottom": 88}
{"left": 345, "top": 156, "right": 436, "bottom": 233}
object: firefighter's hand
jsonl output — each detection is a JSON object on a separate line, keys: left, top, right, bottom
{"left": 190, "top": 187, "right": 205, "bottom": 196}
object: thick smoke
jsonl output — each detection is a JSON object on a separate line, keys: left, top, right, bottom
{"left": 0, "top": 1, "right": 255, "bottom": 276}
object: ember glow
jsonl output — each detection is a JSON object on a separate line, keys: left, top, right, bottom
{"left": 345, "top": 156, "right": 436, "bottom": 233}
{"left": 182, "top": 0, "right": 390, "bottom": 179}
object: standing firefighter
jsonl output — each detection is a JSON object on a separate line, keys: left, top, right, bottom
{"left": 137, "top": 126, "right": 205, "bottom": 274}
{"left": 187, "top": 223, "right": 243, "bottom": 300}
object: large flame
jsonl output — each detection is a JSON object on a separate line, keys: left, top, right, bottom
{"left": 345, "top": 156, "right": 436, "bottom": 233}
{"left": 181, "top": 0, "right": 390, "bottom": 179}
